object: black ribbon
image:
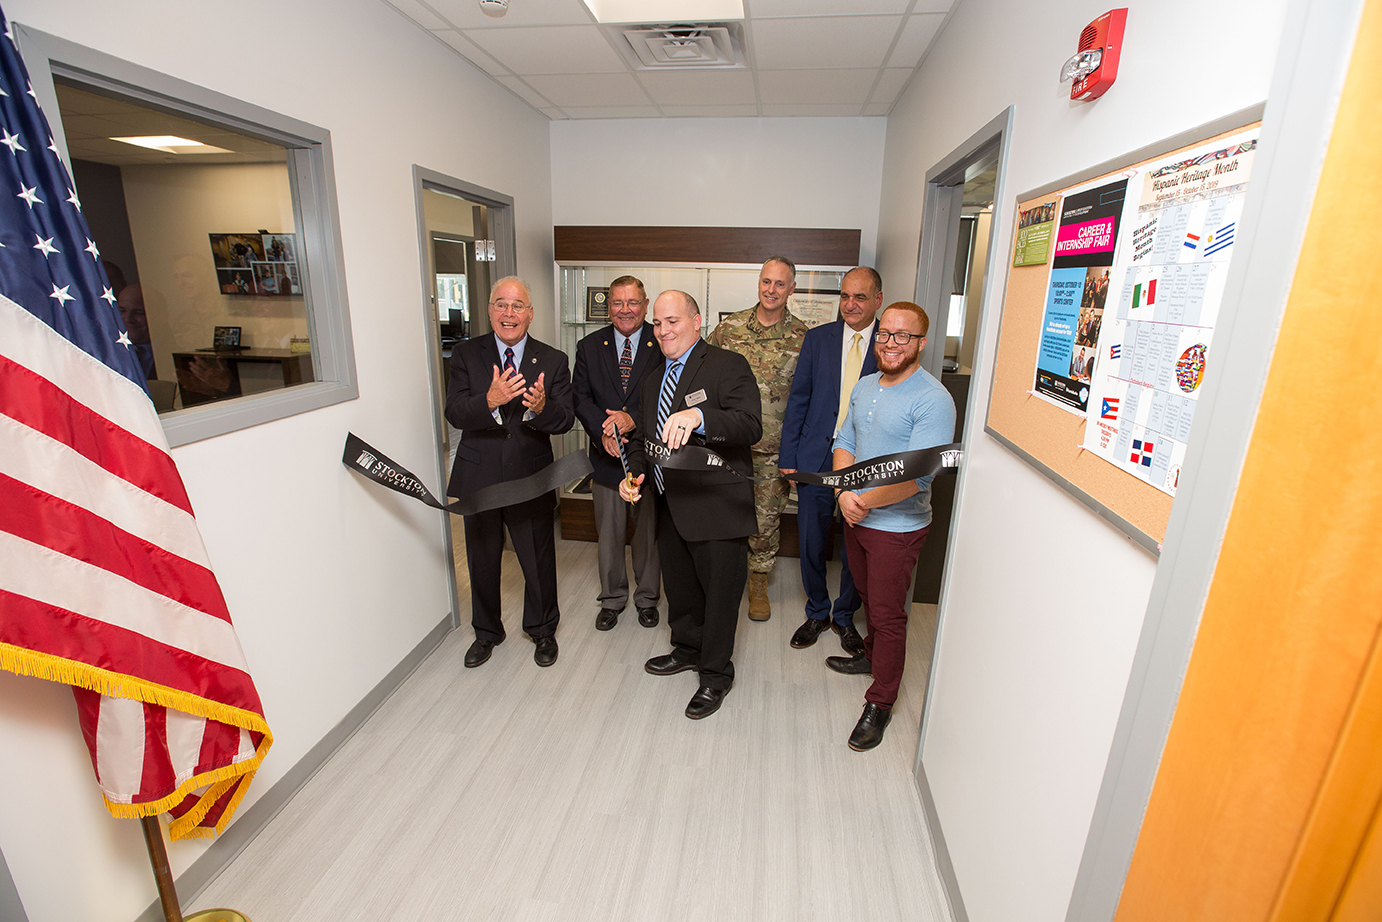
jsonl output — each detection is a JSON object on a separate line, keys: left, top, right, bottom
{"left": 641, "top": 438, "right": 963, "bottom": 490}
{"left": 343, "top": 432, "right": 593, "bottom": 516}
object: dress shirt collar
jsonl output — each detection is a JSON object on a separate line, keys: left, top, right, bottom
{"left": 494, "top": 333, "right": 528, "bottom": 369}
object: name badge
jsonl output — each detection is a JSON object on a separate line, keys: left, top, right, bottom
{"left": 686, "top": 388, "right": 708, "bottom": 407}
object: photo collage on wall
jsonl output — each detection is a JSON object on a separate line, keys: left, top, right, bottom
{"left": 209, "top": 232, "right": 302, "bottom": 297}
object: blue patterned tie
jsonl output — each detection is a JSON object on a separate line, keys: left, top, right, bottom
{"left": 501, "top": 347, "right": 516, "bottom": 420}
{"left": 619, "top": 336, "right": 633, "bottom": 391}
{"left": 654, "top": 361, "right": 681, "bottom": 493}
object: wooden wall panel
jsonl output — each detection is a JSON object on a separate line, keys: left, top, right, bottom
{"left": 553, "top": 226, "right": 861, "bottom": 266}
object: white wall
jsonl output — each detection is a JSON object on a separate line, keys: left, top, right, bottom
{"left": 873, "top": 3, "right": 1288, "bottom": 922}
{"left": 0, "top": 2, "right": 551, "bottom": 921}
{"left": 551, "top": 117, "right": 887, "bottom": 266}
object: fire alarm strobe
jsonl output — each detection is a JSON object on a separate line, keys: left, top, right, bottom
{"left": 1060, "top": 8, "right": 1127, "bottom": 101}
{"left": 479, "top": 0, "right": 508, "bottom": 17}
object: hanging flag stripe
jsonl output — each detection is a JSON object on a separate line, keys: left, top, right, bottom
{"left": 0, "top": 474, "right": 230, "bottom": 622}
{"left": 0, "top": 590, "right": 261, "bottom": 710}
{"left": 0, "top": 534, "right": 251, "bottom": 671}
{"left": 0, "top": 355, "right": 192, "bottom": 513}
{"left": 0, "top": 294, "right": 158, "bottom": 442}
{"left": 0, "top": 416, "right": 211, "bottom": 566}
{"left": 0, "top": 5, "right": 269, "bottom": 838}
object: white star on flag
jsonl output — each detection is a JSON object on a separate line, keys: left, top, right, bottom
{"left": 116, "top": 330, "right": 132, "bottom": 346}
{"left": 17, "top": 183, "right": 40, "bottom": 206}
{"left": 100, "top": 286, "right": 116, "bottom": 304}
{"left": 25, "top": 81, "right": 36, "bottom": 99}
{"left": 66, "top": 187, "right": 81, "bottom": 210}
{"left": 47, "top": 136, "right": 57, "bottom": 155}
{"left": 32, "top": 234, "right": 57, "bottom": 256}
{"left": 49, "top": 283, "right": 75, "bottom": 305}
{"left": 85, "top": 238, "right": 100, "bottom": 259}
{"left": 0, "top": 127, "right": 23, "bottom": 153}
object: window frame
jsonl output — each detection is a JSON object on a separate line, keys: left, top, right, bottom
{"left": 16, "top": 23, "right": 358, "bottom": 447}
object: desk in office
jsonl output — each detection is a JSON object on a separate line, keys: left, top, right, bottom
{"left": 172, "top": 348, "right": 313, "bottom": 406}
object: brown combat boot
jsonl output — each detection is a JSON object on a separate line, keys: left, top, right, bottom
{"left": 748, "top": 572, "right": 771, "bottom": 621}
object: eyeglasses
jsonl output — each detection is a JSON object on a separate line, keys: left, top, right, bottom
{"left": 875, "top": 330, "right": 920, "bottom": 344}
{"left": 609, "top": 299, "right": 645, "bottom": 309}
{"left": 489, "top": 300, "right": 530, "bottom": 314}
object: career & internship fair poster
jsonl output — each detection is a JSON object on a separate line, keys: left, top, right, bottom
{"left": 1081, "top": 129, "right": 1259, "bottom": 495}
{"left": 1032, "top": 177, "right": 1129, "bottom": 414}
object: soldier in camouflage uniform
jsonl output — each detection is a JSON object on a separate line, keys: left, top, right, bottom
{"left": 707, "top": 256, "right": 809, "bottom": 621}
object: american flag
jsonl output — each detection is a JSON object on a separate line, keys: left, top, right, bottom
{"left": 0, "top": 11, "right": 271, "bottom": 838}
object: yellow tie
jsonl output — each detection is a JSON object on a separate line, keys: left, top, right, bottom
{"left": 837, "top": 332, "right": 862, "bottom": 435}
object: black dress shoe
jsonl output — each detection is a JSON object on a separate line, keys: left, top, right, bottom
{"left": 790, "top": 616, "right": 830, "bottom": 648}
{"left": 645, "top": 653, "right": 697, "bottom": 675}
{"left": 685, "top": 685, "right": 729, "bottom": 720}
{"left": 595, "top": 608, "right": 620, "bottom": 631}
{"left": 534, "top": 636, "right": 558, "bottom": 667}
{"left": 848, "top": 703, "right": 892, "bottom": 751}
{"left": 464, "top": 639, "right": 494, "bottom": 668}
{"left": 637, "top": 607, "right": 660, "bottom": 628}
{"left": 834, "top": 622, "right": 866, "bottom": 657}
{"left": 825, "top": 652, "right": 873, "bottom": 675}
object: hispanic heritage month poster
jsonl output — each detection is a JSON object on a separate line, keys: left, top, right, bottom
{"left": 1013, "top": 198, "right": 1059, "bottom": 267}
{"left": 1081, "top": 128, "right": 1259, "bottom": 496}
{"left": 1032, "top": 178, "right": 1128, "bottom": 414}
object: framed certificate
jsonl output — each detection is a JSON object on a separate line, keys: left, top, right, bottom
{"left": 585, "top": 287, "right": 610, "bottom": 321}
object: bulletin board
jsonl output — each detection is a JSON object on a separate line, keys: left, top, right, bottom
{"left": 984, "top": 105, "right": 1263, "bottom": 554}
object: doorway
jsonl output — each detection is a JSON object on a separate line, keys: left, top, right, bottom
{"left": 412, "top": 167, "right": 517, "bottom": 630}
{"left": 909, "top": 108, "right": 1014, "bottom": 746}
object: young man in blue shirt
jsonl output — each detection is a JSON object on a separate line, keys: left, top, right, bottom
{"left": 827, "top": 301, "right": 956, "bottom": 751}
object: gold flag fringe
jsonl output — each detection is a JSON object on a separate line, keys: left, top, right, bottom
{"left": 0, "top": 641, "right": 273, "bottom": 840}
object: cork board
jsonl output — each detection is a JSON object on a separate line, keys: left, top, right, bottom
{"left": 984, "top": 110, "right": 1263, "bottom": 554}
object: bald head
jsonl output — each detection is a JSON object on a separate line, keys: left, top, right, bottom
{"left": 652, "top": 289, "right": 702, "bottom": 361}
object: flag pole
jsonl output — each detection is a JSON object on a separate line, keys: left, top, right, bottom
{"left": 137, "top": 817, "right": 253, "bottom": 922}
{"left": 139, "top": 817, "right": 183, "bottom": 922}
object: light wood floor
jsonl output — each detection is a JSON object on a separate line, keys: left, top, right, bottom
{"left": 193, "top": 531, "right": 953, "bottom": 922}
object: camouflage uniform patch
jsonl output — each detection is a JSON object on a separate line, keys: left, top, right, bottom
{"left": 708, "top": 305, "right": 808, "bottom": 573}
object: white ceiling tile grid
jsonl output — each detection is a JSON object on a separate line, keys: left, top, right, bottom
{"left": 379, "top": 0, "right": 957, "bottom": 119}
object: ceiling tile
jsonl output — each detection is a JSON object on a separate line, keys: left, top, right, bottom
{"left": 750, "top": 15, "right": 902, "bottom": 70}
{"left": 495, "top": 75, "right": 556, "bottom": 108}
{"left": 465, "top": 25, "right": 628, "bottom": 74}
{"left": 862, "top": 101, "right": 892, "bottom": 116}
{"left": 886, "top": 12, "right": 944, "bottom": 68}
{"left": 751, "top": 0, "right": 910, "bottom": 16}
{"left": 431, "top": 29, "right": 511, "bottom": 74}
{"left": 380, "top": 0, "right": 451, "bottom": 30}
{"left": 659, "top": 104, "right": 761, "bottom": 116}
{"left": 427, "top": 0, "right": 593, "bottom": 29}
{"left": 911, "top": 0, "right": 954, "bottom": 11}
{"left": 524, "top": 72, "right": 653, "bottom": 106}
{"left": 637, "top": 69, "right": 756, "bottom": 106}
{"left": 560, "top": 106, "right": 663, "bottom": 118}
{"left": 757, "top": 68, "right": 876, "bottom": 105}
{"left": 759, "top": 103, "right": 863, "bottom": 117}
{"left": 869, "top": 67, "right": 914, "bottom": 105}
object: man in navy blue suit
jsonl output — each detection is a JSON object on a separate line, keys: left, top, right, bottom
{"left": 572, "top": 276, "right": 662, "bottom": 632}
{"left": 779, "top": 267, "right": 883, "bottom": 654}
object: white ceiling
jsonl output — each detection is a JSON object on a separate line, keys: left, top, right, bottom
{"left": 379, "top": 0, "right": 956, "bottom": 119}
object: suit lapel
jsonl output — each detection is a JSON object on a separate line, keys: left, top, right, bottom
{"left": 862, "top": 326, "right": 880, "bottom": 376}
{"left": 827, "top": 320, "right": 846, "bottom": 404}
{"left": 599, "top": 326, "right": 623, "bottom": 397}
{"left": 673, "top": 339, "right": 707, "bottom": 411}
{"left": 627, "top": 322, "right": 658, "bottom": 396}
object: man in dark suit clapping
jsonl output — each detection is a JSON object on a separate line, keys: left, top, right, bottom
{"left": 446, "top": 276, "right": 574, "bottom": 670}
{"left": 572, "top": 275, "right": 662, "bottom": 631}
{"left": 620, "top": 290, "right": 762, "bottom": 720}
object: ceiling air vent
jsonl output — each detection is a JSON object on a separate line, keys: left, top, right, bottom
{"left": 619, "top": 23, "right": 743, "bottom": 69}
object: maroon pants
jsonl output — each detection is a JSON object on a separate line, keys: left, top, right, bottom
{"left": 844, "top": 523, "right": 929, "bottom": 709}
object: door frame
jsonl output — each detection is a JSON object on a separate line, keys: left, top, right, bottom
{"left": 411, "top": 167, "right": 517, "bottom": 630}
{"left": 912, "top": 106, "right": 1015, "bottom": 757}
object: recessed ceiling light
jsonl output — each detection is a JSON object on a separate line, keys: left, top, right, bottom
{"left": 581, "top": 0, "right": 743, "bottom": 24}
{"left": 110, "top": 135, "right": 231, "bottom": 154}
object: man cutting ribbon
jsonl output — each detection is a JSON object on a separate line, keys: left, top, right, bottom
{"left": 619, "top": 289, "right": 761, "bottom": 721}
